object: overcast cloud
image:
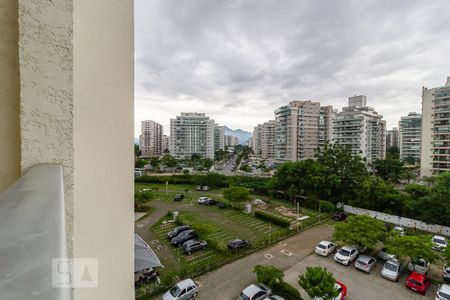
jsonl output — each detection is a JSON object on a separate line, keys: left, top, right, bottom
{"left": 134, "top": 0, "right": 450, "bottom": 137}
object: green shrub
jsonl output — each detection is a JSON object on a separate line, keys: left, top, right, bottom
{"left": 319, "top": 200, "right": 335, "bottom": 213}
{"left": 254, "top": 210, "right": 291, "bottom": 228}
{"left": 272, "top": 281, "right": 303, "bottom": 300}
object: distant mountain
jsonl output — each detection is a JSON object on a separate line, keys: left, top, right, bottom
{"left": 224, "top": 126, "right": 252, "bottom": 145}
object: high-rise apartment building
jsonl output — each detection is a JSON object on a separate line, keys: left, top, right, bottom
{"left": 421, "top": 77, "right": 450, "bottom": 177}
{"left": 225, "top": 135, "right": 240, "bottom": 146}
{"left": 139, "top": 120, "right": 163, "bottom": 157}
{"left": 261, "top": 120, "right": 276, "bottom": 159}
{"left": 252, "top": 124, "right": 263, "bottom": 155}
{"left": 162, "top": 135, "right": 170, "bottom": 153}
{"left": 399, "top": 113, "right": 421, "bottom": 163}
{"left": 274, "top": 100, "right": 335, "bottom": 161}
{"left": 214, "top": 125, "right": 225, "bottom": 152}
{"left": 170, "top": 113, "right": 215, "bottom": 160}
{"left": 386, "top": 127, "right": 399, "bottom": 149}
{"left": 333, "top": 95, "right": 386, "bottom": 165}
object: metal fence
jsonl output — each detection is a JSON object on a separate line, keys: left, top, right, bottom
{"left": 343, "top": 205, "right": 450, "bottom": 237}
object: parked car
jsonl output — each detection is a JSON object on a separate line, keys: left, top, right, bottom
{"left": 355, "top": 255, "right": 377, "bottom": 273}
{"left": 408, "top": 258, "right": 430, "bottom": 275}
{"left": 167, "top": 225, "right": 190, "bottom": 240}
{"left": 171, "top": 230, "right": 198, "bottom": 247}
{"left": 228, "top": 239, "right": 250, "bottom": 252}
{"left": 217, "top": 202, "right": 227, "bottom": 209}
{"left": 203, "top": 198, "right": 218, "bottom": 206}
{"left": 378, "top": 246, "right": 398, "bottom": 261}
{"left": 393, "top": 226, "right": 407, "bottom": 236}
{"left": 239, "top": 283, "right": 272, "bottom": 300}
{"left": 332, "top": 212, "right": 347, "bottom": 221}
{"left": 313, "top": 281, "right": 347, "bottom": 300}
{"left": 182, "top": 239, "right": 207, "bottom": 255}
{"left": 263, "top": 296, "right": 285, "bottom": 300}
{"left": 163, "top": 278, "right": 198, "bottom": 300}
{"left": 381, "top": 259, "right": 403, "bottom": 281}
{"left": 444, "top": 264, "right": 450, "bottom": 280}
{"left": 405, "top": 272, "right": 431, "bottom": 295}
{"left": 432, "top": 235, "right": 448, "bottom": 252}
{"left": 174, "top": 194, "right": 185, "bottom": 202}
{"left": 197, "top": 196, "right": 209, "bottom": 204}
{"left": 334, "top": 281, "right": 347, "bottom": 300}
{"left": 334, "top": 245, "right": 359, "bottom": 266}
{"left": 315, "top": 240, "right": 337, "bottom": 257}
{"left": 436, "top": 284, "right": 450, "bottom": 300}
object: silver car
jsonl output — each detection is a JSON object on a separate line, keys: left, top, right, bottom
{"left": 377, "top": 246, "right": 398, "bottom": 261}
{"left": 239, "top": 283, "right": 272, "bottom": 300}
{"left": 355, "top": 255, "right": 377, "bottom": 273}
{"left": 381, "top": 259, "right": 403, "bottom": 281}
{"left": 444, "top": 264, "right": 450, "bottom": 280}
{"left": 163, "top": 278, "right": 198, "bottom": 300}
{"left": 436, "top": 284, "right": 450, "bottom": 300}
{"left": 432, "top": 235, "right": 448, "bottom": 252}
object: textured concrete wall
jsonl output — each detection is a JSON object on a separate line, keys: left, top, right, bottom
{"left": 73, "top": 0, "right": 134, "bottom": 299}
{"left": 0, "top": 0, "right": 21, "bottom": 193}
{"left": 18, "top": 0, "right": 75, "bottom": 262}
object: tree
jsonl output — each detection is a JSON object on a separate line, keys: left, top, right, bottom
{"left": 373, "top": 158, "right": 405, "bottom": 181}
{"left": 135, "top": 159, "right": 148, "bottom": 168}
{"left": 333, "top": 215, "right": 387, "bottom": 249}
{"left": 298, "top": 266, "right": 340, "bottom": 300}
{"left": 160, "top": 154, "right": 178, "bottom": 171}
{"left": 385, "top": 235, "right": 438, "bottom": 268}
{"left": 253, "top": 265, "right": 284, "bottom": 287}
{"left": 239, "top": 164, "right": 252, "bottom": 173}
{"left": 443, "top": 245, "right": 450, "bottom": 265}
{"left": 214, "top": 149, "right": 226, "bottom": 161}
{"left": 386, "top": 146, "right": 400, "bottom": 159}
{"left": 315, "top": 143, "right": 368, "bottom": 204}
{"left": 149, "top": 157, "right": 160, "bottom": 170}
{"left": 202, "top": 158, "right": 214, "bottom": 170}
{"left": 223, "top": 186, "right": 251, "bottom": 207}
{"left": 134, "top": 144, "right": 141, "bottom": 157}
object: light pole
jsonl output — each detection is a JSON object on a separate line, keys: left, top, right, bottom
{"left": 296, "top": 202, "right": 299, "bottom": 231}
{"left": 165, "top": 181, "right": 168, "bottom": 195}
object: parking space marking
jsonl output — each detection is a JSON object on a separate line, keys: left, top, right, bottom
{"left": 280, "top": 249, "right": 293, "bottom": 256}
{"left": 264, "top": 253, "right": 274, "bottom": 259}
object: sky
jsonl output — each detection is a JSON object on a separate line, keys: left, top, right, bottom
{"left": 134, "top": 0, "right": 450, "bottom": 137}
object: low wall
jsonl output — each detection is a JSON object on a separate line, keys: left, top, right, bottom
{"left": 343, "top": 205, "right": 450, "bottom": 237}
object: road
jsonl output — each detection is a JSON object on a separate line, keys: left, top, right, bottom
{"left": 284, "top": 254, "right": 437, "bottom": 300}
{"left": 214, "top": 156, "right": 236, "bottom": 176}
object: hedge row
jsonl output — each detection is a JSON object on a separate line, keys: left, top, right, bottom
{"left": 272, "top": 281, "right": 303, "bottom": 300}
{"left": 254, "top": 210, "right": 291, "bottom": 228}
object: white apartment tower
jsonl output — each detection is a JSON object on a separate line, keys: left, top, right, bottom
{"left": 252, "top": 124, "right": 263, "bottom": 155}
{"left": 225, "top": 135, "right": 240, "bottom": 146}
{"left": 261, "top": 120, "right": 276, "bottom": 159}
{"left": 399, "top": 113, "right": 421, "bottom": 163}
{"left": 170, "top": 113, "right": 215, "bottom": 160}
{"left": 421, "top": 77, "right": 450, "bottom": 177}
{"left": 214, "top": 125, "right": 226, "bottom": 152}
{"left": 275, "top": 100, "right": 335, "bottom": 161}
{"left": 333, "top": 95, "right": 386, "bottom": 164}
{"left": 386, "top": 127, "right": 400, "bottom": 149}
{"left": 139, "top": 120, "right": 163, "bottom": 157}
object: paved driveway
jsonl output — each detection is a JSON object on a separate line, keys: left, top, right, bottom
{"left": 284, "top": 254, "right": 437, "bottom": 300}
{"left": 196, "top": 224, "right": 334, "bottom": 299}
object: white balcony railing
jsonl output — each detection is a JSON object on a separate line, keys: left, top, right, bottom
{"left": 0, "top": 164, "right": 71, "bottom": 300}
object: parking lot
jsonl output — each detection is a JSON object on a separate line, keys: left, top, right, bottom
{"left": 283, "top": 252, "right": 438, "bottom": 300}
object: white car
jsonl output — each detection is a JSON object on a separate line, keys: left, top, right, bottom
{"left": 163, "top": 278, "right": 198, "bottom": 300}
{"left": 315, "top": 241, "right": 336, "bottom": 257}
{"left": 408, "top": 258, "right": 430, "bottom": 275}
{"left": 393, "top": 226, "right": 406, "bottom": 236}
{"left": 197, "top": 197, "right": 209, "bottom": 204}
{"left": 436, "top": 284, "right": 450, "bottom": 300}
{"left": 239, "top": 283, "right": 272, "bottom": 300}
{"left": 432, "top": 235, "right": 448, "bottom": 251}
{"left": 334, "top": 245, "right": 359, "bottom": 266}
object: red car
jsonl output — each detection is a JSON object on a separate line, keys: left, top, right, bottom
{"left": 335, "top": 280, "right": 347, "bottom": 300}
{"left": 405, "top": 272, "right": 431, "bottom": 295}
